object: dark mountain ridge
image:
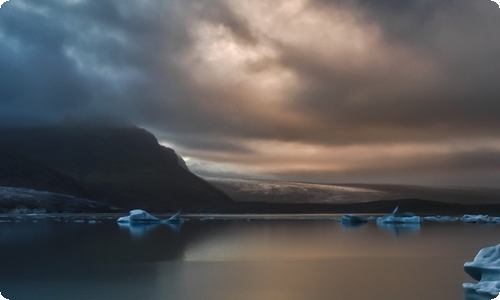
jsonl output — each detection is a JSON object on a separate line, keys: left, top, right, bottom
{"left": 0, "top": 125, "right": 233, "bottom": 212}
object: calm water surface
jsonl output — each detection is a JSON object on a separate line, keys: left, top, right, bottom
{"left": 0, "top": 215, "right": 498, "bottom": 300}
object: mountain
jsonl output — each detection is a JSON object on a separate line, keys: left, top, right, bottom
{"left": 0, "top": 125, "right": 233, "bottom": 212}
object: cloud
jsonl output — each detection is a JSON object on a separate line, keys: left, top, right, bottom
{"left": 1, "top": 0, "right": 500, "bottom": 186}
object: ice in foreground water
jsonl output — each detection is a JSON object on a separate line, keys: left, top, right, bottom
{"left": 463, "top": 244, "right": 500, "bottom": 297}
{"left": 117, "top": 209, "right": 184, "bottom": 224}
{"left": 117, "top": 209, "right": 161, "bottom": 223}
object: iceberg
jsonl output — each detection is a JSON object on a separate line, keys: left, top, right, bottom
{"left": 117, "top": 210, "right": 184, "bottom": 225}
{"left": 463, "top": 244, "right": 500, "bottom": 297}
{"left": 376, "top": 206, "right": 421, "bottom": 224}
{"left": 340, "top": 214, "right": 368, "bottom": 226}
{"left": 117, "top": 209, "right": 161, "bottom": 223}
{"left": 461, "top": 215, "right": 500, "bottom": 224}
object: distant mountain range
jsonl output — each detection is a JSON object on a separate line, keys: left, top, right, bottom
{"left": 0, "top": 125, "right": 233, "bottom": 212}
{"left": 2, "top": 125, "right": 500, "bottom": 215}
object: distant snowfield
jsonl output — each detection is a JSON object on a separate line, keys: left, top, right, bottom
{"left": 207, "top": 177, "right": 500, "bottom": 205}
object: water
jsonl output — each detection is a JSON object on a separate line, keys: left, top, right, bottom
{"left": 0, "top": 216, "right": 498, "bottom": 300}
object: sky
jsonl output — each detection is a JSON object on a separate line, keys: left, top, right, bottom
{"left": 1, "top": 0, "right": 500, "bottom": 187}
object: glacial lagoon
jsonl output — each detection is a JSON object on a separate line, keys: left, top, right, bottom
{"left": 0, "top": 215, "right": 499, "bottom": 300}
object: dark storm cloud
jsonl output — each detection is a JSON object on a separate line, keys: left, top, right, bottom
{"left": 1, "top": 0, "right": 500, "bottom": 186}
{"left": 0, "top": 0, "right": 190, "bottom": 126}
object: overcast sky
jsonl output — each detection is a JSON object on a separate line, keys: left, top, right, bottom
{"left": 1, "top": 0, "right": 500, "bottom": 187}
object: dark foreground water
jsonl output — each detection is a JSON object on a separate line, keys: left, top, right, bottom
{"left": 0, "top": 215, "right": 498, "bottom": 300}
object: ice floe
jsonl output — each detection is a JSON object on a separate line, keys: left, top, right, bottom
{"left": 117, "top": 209, "right": 184, "bottom": 224}
{"left": 463, "top": 244, "right": 500, "bottom": 297}
{"left": 340, "top": 214, "right": 368, "bottom": 226}
{"left": 376, "top": 207, "right": 421, "bottom": 224}
{"left": 461, "top": 215, "right": 500, "bottom": 224}
{"left": 423, "top": 215, "right": 459, "bottom": 222}
{"left": 117, "top": 209, "right": 161, "bottom": 223}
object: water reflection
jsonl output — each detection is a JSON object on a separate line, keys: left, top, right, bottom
{"left": 340, "top": 221, "right": 368, "bottom": 230}
{"left": 0, "top": 218, "right": 499, "bottom": 300}
{"left": 118, "top": 221, "right": 184, "bottom": 239}
{"left": 377, "top": 222, "right": 421, "bottom": 238}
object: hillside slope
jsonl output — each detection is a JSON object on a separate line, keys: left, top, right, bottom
{"left": 0, "top": 126, "right": 233, "bottom": 211}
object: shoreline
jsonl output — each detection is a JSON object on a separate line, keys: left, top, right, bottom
{"left": 2, "top": 198, "right": 500, "bottom": 217}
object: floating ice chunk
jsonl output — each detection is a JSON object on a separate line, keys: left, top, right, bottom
{"left": 463, "top": 244, "right": 500, "bottom": 297}
{"left": 462, "top": 215, "right": 500, "bottom": 224}
{"left": 166, "top": 211, "right": 183, "bottom": 224}
{"left": 117, "top": 209, "right": 161, "bottom": 223}
{"left": 423, "top": 215, "right": 459, "bottom": 222}
{"left": 0, "top": 292, "right": 8, "bottom": 300}
{"left": 377, "top": 206, "right": 421, "bottom": 224}
{"left": 340, "top": 214, "right": 367, "bottom": 226}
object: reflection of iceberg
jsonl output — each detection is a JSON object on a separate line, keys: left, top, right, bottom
{"left": 463, "top": 244, "right": 500, "bottom": 297}
{"left": 340, "top": 214, "right": 367, "bottom": 227}
{"left": 376, "top": 206, "right": 421, "bottom": 224}
{"left": 118, "top": 222, "right": 161, "bottom": 238}
{"left": 461, "top": 215, "right": 500, "bottom": 224}
{"left": 377, "top": 222, "right": 421, "bottom": 237}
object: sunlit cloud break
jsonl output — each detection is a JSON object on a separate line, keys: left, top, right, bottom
{"left": 1, "top": 0, "right": 500, "bottom": 187}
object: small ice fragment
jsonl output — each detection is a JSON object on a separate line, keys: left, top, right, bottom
{"left": 166, "top": 211, "right": 183, "bottom": 223}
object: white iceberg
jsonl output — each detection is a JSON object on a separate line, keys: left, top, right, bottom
{"left": 461, "top": 215, "right": 500, "bottom": 223}
{"left": 117, "top": 210, "right": 184, "bottom": 225}
{"left": 117, "top": 209, "right": 161, "bottom": 223}
{"left": 463, "top": 244, "right": 500, "bottom": 297}
{"left": 376, "top": 206, "right": 421, "bottom": 224}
